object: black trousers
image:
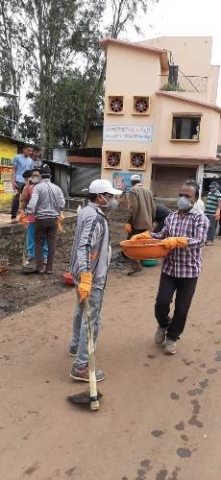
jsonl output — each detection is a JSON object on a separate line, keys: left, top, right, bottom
{"left": 11, "top": 182, "right": 25, "bottom": 219}
{"left": 155, "top": 273, "right": 198, "bottom": 341}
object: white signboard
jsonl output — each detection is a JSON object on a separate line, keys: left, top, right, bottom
{"left": 103, "top": 124, "right": 153, "bottom": 142}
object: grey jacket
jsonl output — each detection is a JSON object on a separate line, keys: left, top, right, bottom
{"left": 70, "top": 202, "right": 110, "bottom": 289}
{"left": 27, "top": 179, "right": 65, "bottom": 219}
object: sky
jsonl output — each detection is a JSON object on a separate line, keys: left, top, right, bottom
{"left": 115, "top": 0, "right": 221, "bottom": 105}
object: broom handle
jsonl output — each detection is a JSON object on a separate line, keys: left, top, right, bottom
{"left": 84, "top": 299, "right": 99, "bottom": 411}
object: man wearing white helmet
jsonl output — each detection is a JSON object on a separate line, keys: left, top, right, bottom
{"left": 69, "top": 179, "right": 122, "bottom": 382}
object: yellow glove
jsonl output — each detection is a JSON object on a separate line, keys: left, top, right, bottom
{"left": 78, "top": 272, "right": 92, "bottom": 302}
{"left": 161, "top": 237, "right": 188, "bottom": 250}
{"left": 57, "top": 214, "right": 65, "bottom": 232}
{"left": 215, "top": 209, "right": 220, "bottom": 221}
{"left": 131, "top": 231, "right": 151, "bottom": 242}
{"left": 125, "top": 223, "right": 132, "bottom": 233}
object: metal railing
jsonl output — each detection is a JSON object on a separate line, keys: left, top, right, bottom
{"left": 159, "top": 75, "right": 208, "bottom": 93}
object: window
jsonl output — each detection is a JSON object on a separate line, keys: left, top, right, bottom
{"left": 171, "top": 115, "right": 201, "bottom": 141}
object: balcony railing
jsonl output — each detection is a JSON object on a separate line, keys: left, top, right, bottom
{"left": 159, "top": 75, "right": 208, "bottom": 93}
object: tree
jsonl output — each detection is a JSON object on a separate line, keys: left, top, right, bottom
{"left": 0, "top": 0, "right": 34, "bottom": 132}
{"left": 107, "top": 0, "right": 159, "bottom": 38}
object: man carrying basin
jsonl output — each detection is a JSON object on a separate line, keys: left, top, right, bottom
{"left": 131, "top": 181, "right": 209, "bottom": 355}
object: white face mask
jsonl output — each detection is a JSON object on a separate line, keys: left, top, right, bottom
{"left": 100, "top": 195, "right": 119, "bottom": 211}
{"left": 31, "top": 176, "right": 40, "bottom": 184}
{"left": 178, "top": 196, "right": 192, "bottom": 211}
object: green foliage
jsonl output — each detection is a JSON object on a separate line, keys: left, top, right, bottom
{"left": 0, "top": 0, "right": 160, "bottom": 147}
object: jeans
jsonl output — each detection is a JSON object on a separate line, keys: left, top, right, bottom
{"left": 26, "top": 223, "right": 48, "bottom": 260}
{"left": 11, "top": 182, "right": 25, "bottom": 219}
{"left": 206, "top": 214, "right": 216, "bottom": 242}
{"left": 155, "top": 273, "right": 198, "bottom": 341}
{"left": 35, "top": 218, "right": 58, "bottom": 272}
{"left": 70, "top": 288, "right": 104, "bottom": 368}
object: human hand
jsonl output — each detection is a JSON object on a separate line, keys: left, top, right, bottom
{"left": 131, "top": 231, "right": 151, "bottom": 242}
{"left": 124, "top": 223, "right": 132, "bottom": 233}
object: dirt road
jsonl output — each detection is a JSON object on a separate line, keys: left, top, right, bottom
{"left": 0, "top": 242, "right": 221, "bottom": 480}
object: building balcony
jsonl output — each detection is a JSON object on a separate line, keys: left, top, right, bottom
{"left": 159, "top": 75, "right": 208, "bottom": 93}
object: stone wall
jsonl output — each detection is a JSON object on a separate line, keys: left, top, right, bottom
{"left": 0, "top": 214, "right": 77, "bottom": 259}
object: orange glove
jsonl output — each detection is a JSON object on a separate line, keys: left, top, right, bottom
{"left": 161, "top": 237, "right": 188, "bottom": 250}
{"left": 125, "top": 223, "right": 132, "bottom": 233}
{"left": 57, "top": 214, "right": 65, "bottom": 232}
{"left": 131, "top": 231, "right": 151, "bottom": 242}
{"left": 78, "top": 272, "right": 92, "bottom": 302}
{"left": 215, "top": 209, "right": 220, "bottom": 221}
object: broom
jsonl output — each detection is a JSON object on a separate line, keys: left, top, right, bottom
{"left": 67, "top": 299, "right": 102, "bottom": 411}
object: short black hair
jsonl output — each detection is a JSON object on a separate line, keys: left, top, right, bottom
{"left": 184, "top": 180, "right": 200, "bottom": 200}
{"left": 23, "top": 144, "right": 32, "bottom": 150}
{"left": 23, "top": 169, "right": 33, "bottom": 179}
{"left": 33, "top": 146, "right": 40, "bottom": 152}
{"left": 88, "top": 193, "right": 98, "bottom": 202}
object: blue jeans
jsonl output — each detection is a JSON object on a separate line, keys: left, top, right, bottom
{"left": 206, "top": 214, "right": 216, "bottom": 242}
{"left": 70, "top": 288, "right": 104, "bottom": 368}
{"left": 26, "top": 223, "right": 48, "bottom": 260}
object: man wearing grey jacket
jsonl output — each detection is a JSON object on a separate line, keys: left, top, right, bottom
{"left": 27, "top": 164, "right": 65, "bottom": 273}
{"left": 69, "top": 178, "right": 122, "bottom": 382}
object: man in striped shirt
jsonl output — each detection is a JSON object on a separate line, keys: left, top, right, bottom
{"left": 132, "top": 181, "right": 209, "bottom": 355}
{"left": 205, "top": 181, "right": 221, "bottom": 245}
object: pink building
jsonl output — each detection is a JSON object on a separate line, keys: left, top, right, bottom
{"left": 101, "top": 36, "right": 221, "bottom": 201}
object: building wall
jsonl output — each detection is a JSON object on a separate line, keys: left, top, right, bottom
{"left": 144, "top": 36, "right": 219, "bottom": 104}
{"left": 153, "top": 95, "right": 220, "bottom": 158}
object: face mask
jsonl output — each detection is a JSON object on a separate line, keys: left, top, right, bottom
{"left": 100, "top": 195, "right": 119, "bottom": 211}
{"left": 178, "top": 196, "right": 192, "bottom": 211}
{"left": 31, "top": 176, "right": 40, "bottom": 184}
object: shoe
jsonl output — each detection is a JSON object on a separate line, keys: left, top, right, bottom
{"left": 43, "top": 258, "right": 47, "bottom": 265}
{"left": 206, "top": 240, "right": 213, "bottom": 246}
{"left": 127, "top": 263, "right": 143, "bottom": 276}
{"left": 70, "top": 365, "right": 105, "bottom": 382}
{"left": 11, "top": 218, "right": 18, "bottom": 224}
{"left": 164, "top": 338, "right": 177, "bottom": 355}
{"left": 155, "top": 327, "right": 167, "bottom": 345}
{"left": 69, "top": 345, "right": 78, "bottom": 357}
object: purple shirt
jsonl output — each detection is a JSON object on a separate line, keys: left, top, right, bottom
{"left": 152, "top": 209, "right": 209, "bottom": 278}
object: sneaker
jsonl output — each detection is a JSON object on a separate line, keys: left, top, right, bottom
{"left": 69, "top": 345, "right": 78, "bottom": 357}
{"left": 155, "top": 327, "right": 167, "bottom": 345}
{"left": 70, "top": 365, "right": 105, "bottom": 382}
{"left": 164, "top": 338, "right": 177, "bottom": 355}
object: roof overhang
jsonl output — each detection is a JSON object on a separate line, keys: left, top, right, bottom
{"left": 156, "top": 91, "right": 221, "bottom": 114}
{"left": 100, "top": 38, "right": 168, "bottom": 71}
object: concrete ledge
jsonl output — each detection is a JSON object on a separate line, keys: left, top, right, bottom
{"left": 0, "top": 213, "right": 77, "bottom": 258}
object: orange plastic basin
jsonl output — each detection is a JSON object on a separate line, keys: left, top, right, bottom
{"left": 63, "top": 272, "right": 75, "bottom": 286}
{"left": 120, "top": 239, "right": 171, "bottom": 260}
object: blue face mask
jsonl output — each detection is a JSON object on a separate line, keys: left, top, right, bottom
{"left": 178, "top": 196, "right": 192, "bottom": 211}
